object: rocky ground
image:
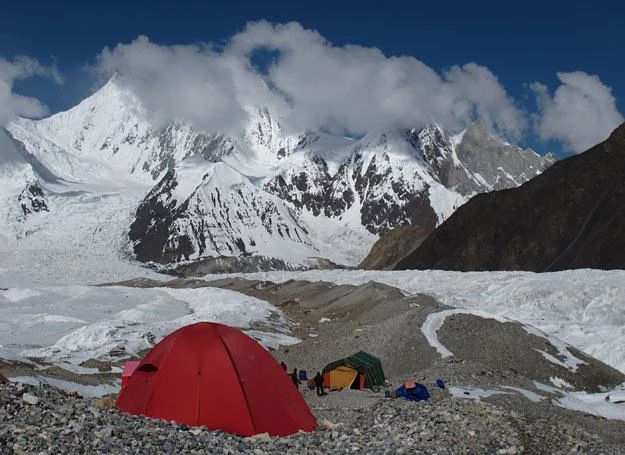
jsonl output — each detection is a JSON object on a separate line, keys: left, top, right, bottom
{"left": 2, "top": 379, "right": 624, "bottom": 454}
{"left": 2, "top": 277, "right": 625, "bottom": 453}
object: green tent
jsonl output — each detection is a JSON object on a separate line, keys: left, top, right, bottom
{"left": 322, "top": 351, "right": 385, "bottom": 390}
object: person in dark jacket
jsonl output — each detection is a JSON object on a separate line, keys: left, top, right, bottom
{"left": 280, "top": 361, "right": 287, "bottom": 372}
{"left": 290, "top": 368, "right": 299, "bottom": 388}
{"left": 313, "top": 371, "right": 325, "bottom": 396}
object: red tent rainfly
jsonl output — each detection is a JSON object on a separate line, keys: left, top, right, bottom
{"left": 116, "top": 322, "right": 317, "bottom": 436}
{"left": 121, "top": 360, "right": 140, "bottom": 388}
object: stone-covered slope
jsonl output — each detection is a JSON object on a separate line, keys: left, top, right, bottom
{"left": 203, "top": 277, "right": 625, "bottom": 391}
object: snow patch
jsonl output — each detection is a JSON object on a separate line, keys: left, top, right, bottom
{"left": 0, "top": 284, "right": 296, "bottom": 366}
{"left": 0, "top": 346, "right": 35, "bottom": 365}
{"left": 2, "top": 288, "right": 41, "bottom": 302}
{"left": 11, "top": 375, "right": 119, "bottom": 398}
{"left": 550, "top": 377, "right": 574, "bottom": 389}
{"left": 523, "top": 324, "right": 586, "bottom": 372}
{"left": 499, "top": 386, "right": 544, "bottom": 402}
{"left": 428, "top": 183, "right": 466, "bottom": 225}
{"left": 535, "top": 381, "right": 625, "bottom": 420}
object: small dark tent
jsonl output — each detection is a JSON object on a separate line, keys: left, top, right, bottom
{"left": 116, "top": 322, "right": 317, "bottom": 436}
{"left": 322, "top": 351, "right": 385, "bottom": 390}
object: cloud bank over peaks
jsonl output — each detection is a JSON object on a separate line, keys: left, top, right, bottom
{"left": 226, "top": 22, "right": 529, "bottom": 137}
{"left": 94, "top": 21, "right": 622, "bottom": 154}
{"left": 531, "top": 72, "right": 624, "bottom": 154}
{"left": 0, "top": 56, "right": 62, "bottom": 126}
{"left": 95, "top": 21, "right": 526, "bottom": 138}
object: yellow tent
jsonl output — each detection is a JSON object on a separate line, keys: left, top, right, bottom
{"left": 321, "top": 351, "right": 385, "bottom": 390}
{"left": 323, "top": 365, "right": 362, "bottom": 389}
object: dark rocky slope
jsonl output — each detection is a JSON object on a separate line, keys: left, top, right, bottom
{"left": 393, "top": 122, "right": 625, "bottom": 271}
{"left": 358, "top": 225, "right": 431, "bottom": 270}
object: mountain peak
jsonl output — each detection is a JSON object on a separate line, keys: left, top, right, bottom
{"left": 202, "top": 162, "right": 247, "bottom": 188}
{"left": 49, "top": 75, "right": 138, "bottom": 123}
{"left": 421, "top": 121, "right": 446, "bottom": 134}
{"left": 462, "top": 120, "right": 495, "bottom": 141}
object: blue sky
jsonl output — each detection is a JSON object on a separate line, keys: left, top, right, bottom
{"left": 1, "top": 0, "right": 623, "bottom": 156}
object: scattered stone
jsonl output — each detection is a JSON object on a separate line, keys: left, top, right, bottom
{"left": 21, "top": 393, "right": 39, "bottom": 405}
{"left": 94, "top": 395, "right": 116, "bottom": 409}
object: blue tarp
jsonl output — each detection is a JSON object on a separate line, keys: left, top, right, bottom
{"left": 396, "top": 383, "right": 430, "bottom": 402}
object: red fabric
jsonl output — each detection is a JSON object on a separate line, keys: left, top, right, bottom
{"left": 116, "top": 322, "right": 317, "bottom": 436}
{"left": 121, "top": 361, "right": 141, "bottom": 388}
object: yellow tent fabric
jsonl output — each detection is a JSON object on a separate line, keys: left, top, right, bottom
{"left": 324, "top": 365, "right": 358, "bottom": 389}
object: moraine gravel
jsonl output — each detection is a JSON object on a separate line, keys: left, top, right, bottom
{"left": 2, "top": 381, "right": 624, "bottom": 455}
{"left": 3, "top": 279, "right": 625, "bottom": 453}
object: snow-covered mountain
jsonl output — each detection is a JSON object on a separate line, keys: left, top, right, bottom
{"left": 7, "top": 79, "right": 232, "bottom": 184}
{"left": 0, "top": 78, "right": 556, "bottom": 271}
{"left": 130, "top": 160, "right": 316, "bottom": 264}
{"left": 263, "top": 124, "right": 556, "bottom": 237}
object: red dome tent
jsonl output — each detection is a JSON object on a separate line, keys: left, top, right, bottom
{"left": 116, "top": 322, "right": 317, "bottom": 436}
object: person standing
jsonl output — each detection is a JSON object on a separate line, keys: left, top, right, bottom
{"left": 314, "top": 371, "right": 325, "bottom": 396}
{"left": 280, "top": 361, "right": 287, "bottom": 372}
{"left": 290, "top": 368, "right": 299, "bottom": 388}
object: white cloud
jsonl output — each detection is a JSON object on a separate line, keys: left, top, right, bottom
{"left": 95, "top": 21, "right": 526, "bottom": 137}
{"left": 0, "top": 56, "right": 62, "bottom": 126}
{"left": 94, "top": 22, "right": 625, "bottom": 149}
{"left": 229, "top": 22, "right": 526, "bottom": 136}
{"left": 531, "top": 72, "right": 624, "bottom": 153}
{"left": 445, "top": 63, "right": 527, "bottom": 138}
{"left": 96, "top": 36, "right": 251, "bottom": 133}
